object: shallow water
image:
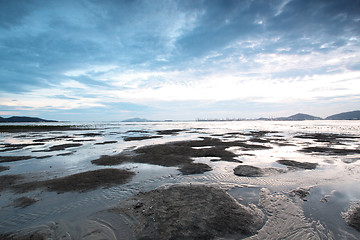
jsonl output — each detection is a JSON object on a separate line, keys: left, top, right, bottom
{"left": 1, "top": 120, "right": 360, "bottom": 238}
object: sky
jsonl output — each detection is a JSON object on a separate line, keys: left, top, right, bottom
{"left": 1, "top": 0, "right": 360, "bottom": 121}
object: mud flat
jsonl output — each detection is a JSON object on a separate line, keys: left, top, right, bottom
{"left": 123, "top": 135, "right": 162, "bottom": 141}
{"left": 111, "top": 184, "right": 264, "bottom": 239}
{"left": 179, "top": 163, "right": 212, "bottom": 175}
{"left": 0, "top": 175, "right": 23, "bottom": 192}
{"left": 91, "top": 138, "right": 245, "bottom": 172}
{"left": 0, "top": 165, "right": 9, "bottom": 172}
{"left": 156, "top": 129, "right": 185, "bottom": 135}
{"left": 1, "top": 121, "right": 360, "bottom": 239}
{"left": 94, "top": 140, "right": 118, "bottom": 145}
{"left": 7, "top": 169, "right": 135, "bottom": 193}
{"left": 92, "top": 138, "right": 269, "bottom": 167}
{"left": 276, "top": 159, "right": 318, "bottom": 169}
{"left": 234, "top": 165, "right": 264, "bottom": 177}
{"left": 0, "top": 143, "right": 45, "bottom": 152}
{"left": 32, "top": 143, "right": 82, "bottom": 152}
{"left": 294, "top": 133, "right": 360, "bottom": 143}
{"left": 12, "top": 197, "right": 38, "bottom": 208}
{"left": 233, "top": 165, "right": 286, "bottom": 177}
{"left": 0, "top": 156, "right": 33, "bottom": 163}
{"left": 343, "top": 201, "right": 360, "bottom": 232}
{"left": 300, "top": 146, "right": 360, "bottom": 155}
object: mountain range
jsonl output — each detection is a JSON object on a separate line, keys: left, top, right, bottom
{"left": 260, "top": 110, "right": 360, "bottom": 121}
{"left": 1, "top": 110, "right": 360, "bottom": 122}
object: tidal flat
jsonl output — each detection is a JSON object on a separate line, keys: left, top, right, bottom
{"left": 0, "top": 121, "right": 360, "bottom": 239}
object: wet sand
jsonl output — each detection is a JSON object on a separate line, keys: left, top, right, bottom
{"left": 1, "top": 121, "right": 360, "bottom": 239}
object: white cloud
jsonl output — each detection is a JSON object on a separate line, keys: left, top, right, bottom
{"left": 63, "top": 65, "right": 119, "bottom": 77}
{"left": 87, "top": 70, "right": 360, "bottom": 104}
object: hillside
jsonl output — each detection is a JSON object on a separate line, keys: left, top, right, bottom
{"left": 285, "top": 113, "right": 322, "bottom": 121}
{"left": 325, "top": 110, "right": 360, "bottom": 120}
{"left": 121, "top": 118, "right": 151, "bottom": 122}
{"left": 0, "top": 116, "right": 57, "bottom": 123}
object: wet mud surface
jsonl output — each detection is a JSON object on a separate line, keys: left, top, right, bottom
{"left": 294, "top": 133, "right": 360, "bottom": 143}
{"left": 0, "top": 143, "right": 45, "bottom": 152}
{"left": 123, "top": 135, "right": 162, "bottom": 141}
{"left": 156, "top": 129, "right": 185, "bottom": 135}
{"left": 0, "top": 175, "right": 23, "bottom": 192}
{"left": 1, "top": 121, "right": 360, "bottom": 239}
{"left": 0, "top": 166, "right": 9, "bottom": 172}
{"left": 111, "top": 184, "right": 264, "bottom": 240}
{"left": 94, "top": 140, "right": 118, "bottom": 145}
{"left": 300, "top": 146, "right": 360, "bottom": 155}
{"left": 179, "top": 163, "right": 212, "bottom": 175}
{"left": 0, "top": 156, "right": 33, "bottom": 163}
{"left": 33, "top": 143, "right": 82, "bottom": 152}
{"left": 343, "top": 201, "right": 360, "bottom": 232}
{"left": 276, "top": 159, "right": 318, "bottom": 169}
{"left": 91, "top": 138, "right": 247, "bottom": 171}
{"left": 12, "top": 197, "right": 39, "bottom": 208}
{"left": 11, "top": 169, "right": 135, "bottom": 193}
{"left": 234, "top": 165, "right": 264, "bottom": 177}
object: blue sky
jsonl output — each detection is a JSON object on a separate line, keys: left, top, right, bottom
{"left": 1, "top": 0, "right": 360, "bottom": 121}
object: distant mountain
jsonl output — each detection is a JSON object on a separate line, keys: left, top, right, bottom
{"left": 121, "top": 117, "right": 151, "bottom": 122}
{"left": 325, "top": 110, "right": 360, "bottom": 120}
{"left": 257, "top": 113, "right": 322, "bottom": 121}
{"left": 285, "top": 113, "right": 322, "bottom": 121}
{"left": 0, "top": 116, "right": 57, "bottom": 123}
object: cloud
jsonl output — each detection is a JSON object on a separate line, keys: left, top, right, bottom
{"left": 1, "top": 0, "right": 360, "bottom": 120}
